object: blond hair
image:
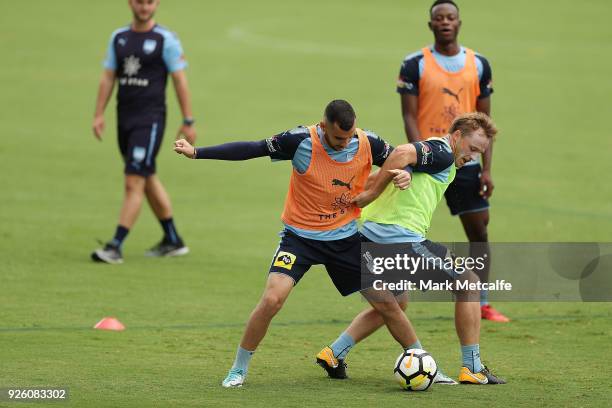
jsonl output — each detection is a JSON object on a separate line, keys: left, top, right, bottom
{"left": 449, "top": 112, "right": 498, "bottom": 139}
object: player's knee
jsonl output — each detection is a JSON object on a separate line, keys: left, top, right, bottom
{"left": 144, "top": 175, "right": 159, "bottom": 192}
{"left": 454, "top": 272, "right": 481, "bottom": 301}
{"left": 468, "top": 227, "right": 488, "bottom": 242}
{"left": 371, "top": 300, "right": 403, "bottom": 318}
{"left": 464, "top": 213, "right": 489, "bottom": 242}
{"left": 124, "top": 177, "right": 145, "bottom": 195}
{"left": 259, "top": 293, "right": 285, "bottom": 316}
{"left": 455, "top": 288, "right": 480, "bottom": 302}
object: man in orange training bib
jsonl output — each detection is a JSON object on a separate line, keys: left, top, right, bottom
{"left": 174, "top": 100, "right": 418, "bottom": 388}
{"left": 397, "top": 0, "right": 508, "bottom": 322}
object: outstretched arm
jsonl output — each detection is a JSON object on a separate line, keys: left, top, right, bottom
{"left": 174, "top": 138, "right": 269, "bottom": 160}
{"left": 175, "top": 127, "right": 309, "bottom": 162}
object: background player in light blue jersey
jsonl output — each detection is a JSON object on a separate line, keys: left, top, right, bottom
{"left": 91, "top": 0, "right": 197, "bottom": 263}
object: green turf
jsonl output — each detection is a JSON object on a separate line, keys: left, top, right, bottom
{"left": 1, "top": 0, "right": 612, "bottom": 406}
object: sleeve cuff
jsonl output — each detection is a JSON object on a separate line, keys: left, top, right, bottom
{"left": 168, "top": 61, "right": 188, "bottom": 73}
{"left": 396, "top": 88, "right": 418, "bottom": 95}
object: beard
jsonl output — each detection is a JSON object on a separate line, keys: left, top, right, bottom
{"left": 133, "top": 10, "right": 155, "bottom": 23}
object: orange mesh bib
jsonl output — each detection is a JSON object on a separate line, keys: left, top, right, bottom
{"left": 281, "top": 125, "right": 372, "bottom": 231}
{"left": 418, "top": 47, "right": 480, "bottom": 138}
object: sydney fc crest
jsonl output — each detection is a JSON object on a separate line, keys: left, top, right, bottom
{"left": 143, "top": 39, "right": 157, "bottom": 54}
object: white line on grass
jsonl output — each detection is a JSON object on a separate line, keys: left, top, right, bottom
{"left": 227, "top": 24, "right": 399, "bottom": 59}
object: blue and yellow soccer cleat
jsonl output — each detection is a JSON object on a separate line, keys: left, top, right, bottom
{"left": 221, "top": 368, "right": 246, "bottom": 388}
{"left": 459, "top": 366, "right": 506, "bottom": 384}
{"left": 316, "top": 346, "right": 348, "bottom": 379}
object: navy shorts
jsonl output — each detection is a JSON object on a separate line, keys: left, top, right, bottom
{"left": 269, "top": 230, "right": 362, "bottom": 296}
{"left": 117, "top": 111, "right": 166, "bottom": 177}
{"left": 444, "top": 163, "right": 489, "bottom": 216}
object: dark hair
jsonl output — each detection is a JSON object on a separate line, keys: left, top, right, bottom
{"left": 430, "top": 0, "right": 459, "bottom": 17}
{"left": 324, "top": 100, "right": 356, "bottom": 131}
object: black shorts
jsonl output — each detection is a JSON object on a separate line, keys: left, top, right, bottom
{"left": 444, "top": 163, "right": 489, "bottom": 216}
{"left": 117, "top": 111, "right": 166, "bottom": 177}
{"left": 269, "top": 230, "right": 362, "bottom": 296}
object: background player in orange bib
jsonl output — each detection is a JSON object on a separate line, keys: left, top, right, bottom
{"left": 174, "top": 100, "right": 421, "bottom": 388}
{"left": 397, "top": 0, "right": 508, "bottom": 322}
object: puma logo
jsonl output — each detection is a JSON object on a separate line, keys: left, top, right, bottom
{"left": 442, "top": 87, "right": 463, "bottom": 103}
{"left": 332, "top": 176, "right": 355, "bottom": 191}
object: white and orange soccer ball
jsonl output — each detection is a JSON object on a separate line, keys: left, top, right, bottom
{"left": 393, "top": 348, "right": 438, "bottom": 391}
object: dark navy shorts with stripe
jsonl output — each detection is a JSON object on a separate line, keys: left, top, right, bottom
{"left": 269, "top": 230, "right": 363, "bottom": 297}
{"left": 117, "top": 111, "right": 166, "bottom": 177}
{"left": 444, "top": 163, "right": 489, "bottom": 216}
{"left": 269, "top": 230, "right": 461, "bottom": 297}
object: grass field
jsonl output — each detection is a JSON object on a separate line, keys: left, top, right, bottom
{"left": 1, "top": 0, "right": 612, "bottom": 406}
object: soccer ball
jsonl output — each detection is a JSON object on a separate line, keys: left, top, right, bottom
{"left": 393, "top": 348, "right": 437, "bottom": 391}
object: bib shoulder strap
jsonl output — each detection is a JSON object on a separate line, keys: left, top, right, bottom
{"left": 463, "top": 47, "right": 477, "bottom": 70}
{"left": 355, "top": 128, "right": 372, "bottom": 158}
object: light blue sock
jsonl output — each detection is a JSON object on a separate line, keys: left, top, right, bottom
{"left": 230, "top": 346, "right": 254, "bottom": 373}
{"left": 330, "top": 331, "right": 355, "bottom": 359}
{"left": 461, "top": 344, "right": 483, "bottom": 373}
{"left": 480, "top": 289, "right": 489, "bottom": 306}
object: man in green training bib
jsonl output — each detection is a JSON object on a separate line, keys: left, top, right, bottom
{"left": 317, "top": 112, "right": 506, "bottom": 385}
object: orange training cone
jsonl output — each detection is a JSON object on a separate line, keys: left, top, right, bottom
{"left": 93, "top": 317, "right": 125, "bottom": 331}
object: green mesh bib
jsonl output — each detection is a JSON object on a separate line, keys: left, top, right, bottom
{"left": 362, "top": 156, "right": 456, "bottom": 236}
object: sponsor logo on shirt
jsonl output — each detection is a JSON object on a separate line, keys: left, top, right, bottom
{"left": 420, "top": 143, "right": 433, "bottom": 165}
{"left": 265, "top": 137, "right": 278, "bottom": 153}
{"left": 331, "top": 193, "right": 352, "bottom": 212}
{"left": 397, "top": 78, "right": 414, "bottom": 90}
{"left": 143, "top": 39, "right": 157, "bottom": 55}
{"left": 442, "top": 87, "right": 463, "bottom": 103}
{"left": 382, "top": 141, "right": 391, "bottom": 159}
{"left": 119, "top": 55, "right": 149, "bottom": 87}
{"left": 123, "top": 55, "right": 141, "bottom": 76}
{"left": 332, "top": 176, "right": 354, "bottom": 191}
